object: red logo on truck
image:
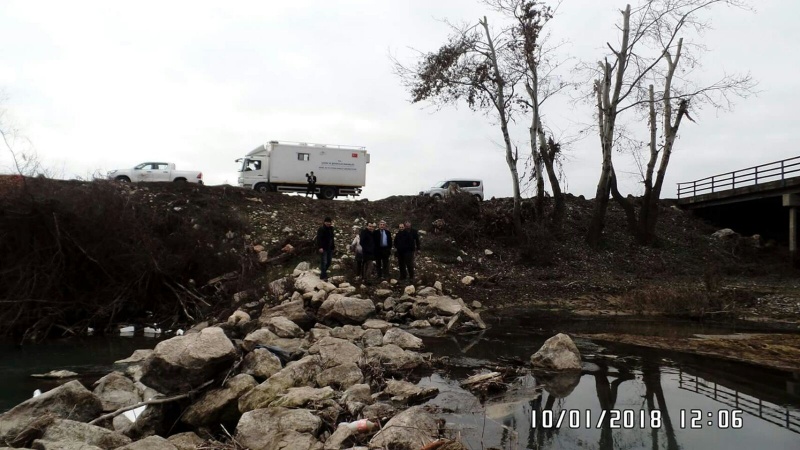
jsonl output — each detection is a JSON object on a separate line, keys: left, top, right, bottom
{"left": 352, "top": 153, "right": 358, "bottom": 158}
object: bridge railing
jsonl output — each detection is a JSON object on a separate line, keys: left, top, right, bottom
{"left": 677, "top": 155, "right": 800, "bottom": 199}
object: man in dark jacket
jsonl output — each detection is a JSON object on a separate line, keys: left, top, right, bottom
{"left": 359, "top": 223, "right": 377, "bottom": 281}
{"left": 404, "top": 220, "right": 420, "bottom": 280}
{"left": 315, "top": 217, "right": 335, "bottom": 280}
{"left": 394, "top": 223, "right": 415, "bottom": 280}
{"left": 373, "top": 220, "right": 393, "bottom": 279}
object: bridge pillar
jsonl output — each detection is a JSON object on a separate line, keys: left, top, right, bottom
{"left": 784, "top": 194, "right": 800, "bottom": 263}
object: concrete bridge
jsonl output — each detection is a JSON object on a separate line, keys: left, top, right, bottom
{"left": 676, "top": 156, "right": 800, "bottom": 260}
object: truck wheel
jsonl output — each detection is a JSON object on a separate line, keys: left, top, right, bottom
{"left": 474, "top": 194, "right": 482, "bottom": 201}
{"left": 254, "top": 183, "right": 269, "bottom": 193}
{"left": 320, "top": 186, "right": 336, "bottom": 200}
{"left": 173, "top": 178, "right": 187, "bottom": 183}
{"left": 115, "top": 176, "right": 131, "bottom": 183}
{"left": 432, "top": 194, "right": 442, "bottom": 200}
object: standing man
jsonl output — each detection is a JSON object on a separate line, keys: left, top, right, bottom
{"left": 359, "top": 223, "right": 377, "bottom": 281}
{"left": 374, "top": 220, "right": 392, "bottom": 279}
{"left": 306, "top": 171, "right": 317, "bottom": 197}
{"left": 394, "top": 223, "right": 414, "bottom": 281}
{"left": 315, "top": 216, "right": 335, "bottom": 280}
{"left": 404, "top": 220, "right": 421, "bottom": 280}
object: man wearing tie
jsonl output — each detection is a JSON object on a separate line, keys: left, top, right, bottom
{"left": 374, "top": 220, "right": 392, "bottom": 279}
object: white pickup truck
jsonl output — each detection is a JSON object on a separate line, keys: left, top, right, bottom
{"left": 107, "top": 162, "right": 203, "bottom": 184}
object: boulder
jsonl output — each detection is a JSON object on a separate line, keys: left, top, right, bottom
{"left": 33, "top": 419, "right": 131, "bottom": 450}
{"left": 113, "top": 350, "right": 153, "bottom": 382}
{"left": 92, "top": 372, "right": 141, "bottom": 412}
{"left": 361, "top": 329, "right": 383, "bottom": 348}
{"left": 295, "top": 271, "right": 332, "bottom": 294}
{"left": 323, "top": 424, "right": 354, "bottom": 450}
{"left": 271, "top": 386, "right": 335, "bottom": 408}
{"left": 712, "top": 228, "right": 738, "bottom": 239}
{"left": 242, "top": 328, "right": 304, "bottom": 355}
{"left": 403, "top": 285, "right": 415, "bottom": 296}
{"left": 260, "top": 300, "right": 315, "bottom": 330}
{"left": 362, "top": 319, "right": 392, "bottom": 332}
{"left": 361, "top": 403, "right": 396, "bottom": 423}
{"left": 383, "top": 380, "right": 438, "bottom": 405}
{"left": 341, "top": 384, "right": 373, "bottom": 405}
{"left": 182, "top": 374, "right": 257, "bottom": 428}
{"left": 329, "top": 325, "right": 365, "bottom": 341}
{"left": 140, "top": 327, "right": 236, "bottom": 395}
{"left": 235, "top": 408, "right": 322, "bottom": 450}
{"left": 241, "top": 348, "right": 283, "bottom": 380}
{"left": 268, "top": 277, "right": 291, "bottom": 299}
{"left": 409, "top": 320, "right": 431, "bottom": 328}
{"left": 116, "top": 436, "right": 178, "bottom": 450}
{"left": 264, "top": 316, "right": 304, "bottom": 338}
{"left": 369, "top": 406, "right": 437, "bottom": 449}
{"left": 167, "top": 432, "right": 205, "bottom": 450}
{"left": 315, "top": 363, "right": 363, "bottom": 389}
{"left": 365, "top": 345, "right": 424, "bottom": 373}
{"left": 238, "top": 356, "right": 322, "bottom": 412}
{"left": 318, "top": 296, "right": 375, "bottom": 325}
{"left": 309, "top": 337, "right": 364, "bottom": 367}
{"left": 0, "top": 380, "right": 102, "bottom": 445}
{"left": 382, "top": 328, "right": 423, "bottom": 350}
{"left": 530, "top": 333, "right": 582, "bottom": 371}
{"left": 461, "top": 276, "right": 475, "bottom": 285}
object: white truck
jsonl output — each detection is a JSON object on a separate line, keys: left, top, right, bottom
{"left": 237, "top": 140, "right": 370, "bottom": 200}
{"left": 107, "top": 162, "right": 203, "bottom": 184}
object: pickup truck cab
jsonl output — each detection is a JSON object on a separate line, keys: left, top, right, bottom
{"left": 108, "top": 162, "right": 203, "bottom": 184}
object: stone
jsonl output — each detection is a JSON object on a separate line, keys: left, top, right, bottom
{"left": 316, "top": 363, "right": 363, "bottom": 390}
{"left": 428, "top": 296, "right": 463, "bottom": 316}
{"left": 330, "top": 325, "right": 365, "bottom": 341}
{"left": 295, "top": 262, "right": 311, "bottom": 272}
{"left": 409, "top": 320, "right": 431, "bottom": 328}
{"left": 383, "top": 297, "right": 396, "bottom": 310}
{"left": 0, "top": 381, "right": 102, "bottom": 444}
{"left": 369, "top": 406, "right": 437, "bottom": 449}
{"left": 92, "top": 372, "right": 141, "bottom": 412}
{"left": 295, "top": 271, "right": 330, "bottom": 294}
{"left": 434, "top": 281, "right": 443, "bottom": 292}
{"left": 227, "top": 310, "right": 251, "bottom": 325}
{"left": 258, "top": 251, "right": 270, "bottom": 263}
{"left": 264, "top": 316, "right": 304, "bottom": 338}
{"left": 310, "top": 290, "right": 328, "bottom": 308}
{"left": 34, "top": 419, "right": 132, "bottom": 449}
{"left": 461, "top": 276, "right": 475, "bottom": 285}
{"left": 238, "top": 356, "right": 322, "bottom": 412}
{"left": 362, "top": 319, "right": 392, "bottom": 332}
{"left": 361, "top": 403, "right": 396, "bottom": 423}
{"left": 139, "top": 327, "right": 236, "bottom": 395}
{"left": 365, "top": 345, "right": 424, "bottom": 373}
{"left": 342, "top": 384, "right": 373, "bottom": 405}
{"left": 403, "top": 285, "right": 416, "bottom": 296}
{"left": 167, "top": 432, "right": 205, "bottom": 450}
{"left": 374, "top": 289, "right": 392, "bottom": 298}
{"left": 323, "top": 424, "right": 354, "bottom": 450}
{"left": 182, "top": 374, "right": 257, "bottom": 428}
{"left": 361, "top": 329, "right": 383, "bottom": 348}
{"left": 241, "top": 348, "right": 283, "bottom": 380}
{"left": 309, "top": 337, "right": 364, "bottom": 367}
{"left": 712, "top": 228, "right": 738, "bottom": 239}
{"left": 308, "top": 327, "right": 332, "bottom": 343}
{"left": 416, "top": 286, "right": 437, "bottom": 297}
{"left": 30, "top": 370, "right": 79, "bottom": 379}
{"left": 271, "top": 386, "right": 335, "bottom": 408}
{"left": 383, "top": 380, "right": 439, "bottom": 405}
{"left": 318, "top": 296, "right": 375, "bottom": 325}
{"left": 484, "top": 249, "right": 493, "bottom": 255}
{"left": 235, "top": 408, "right": 322, "bottom": 450}
{"left": 530, "top": 333, "right": 582, "bottom": 371}
{"left": 242, "top": 328, "right": 304, "bottom": 354}
{"left": 260, "top": 300, "right": 315, "bottom": 330}
{"left": 472, "top": 301, "right": 483, "bottom": 309}
{"left": 116, "top": 435, "right": 178, "bottom": 450}
{"left": 268, "top": 277, "right": 291, "bottom": 299}
{"left": 382, "top": 328, "right": 423, "bottom": 350}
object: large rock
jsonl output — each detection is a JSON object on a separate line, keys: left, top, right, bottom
{"left": 113, "top": 350, "right": 153, "bottom": 382}
{"left": 260, "top": 300, "right": 315, "bottom": 330}
{"left": 383, "top": 380, "right": 438, "bottom": 405}
{"left": 93, "top": 372, "right": 141, "bottom": 412}
{"left": 309, "top": 337, "right": 364, "bottom": 367}
{"left": 33, "top": 419, "right": 131, "bottom": 449}
{"left": 264, "top": 316, "right": 305, "bottom": 338}
{"left": 167, "top": 432, "right": 205, "bottom": 450}
{"left": 382, "top": 328, "right": 423, "bottom": 350}
{"left": 318, "top": 296, "right": 375, "bottom": 325}
{"left": 530, "top": 333, "right": 582, "bottom": 371}
{"left": 241, "top": 348, "right": 283, "bottom": 380}
{"left": 365, "top": 345, "right": 424, "bottom": 373}
{"left": 315, "top": 363, "right": 363, "bottom": 389}
{"left": 361, "top": 329, "right": 383, "bottom": 348}
{"left": 295, "top": 271, "right": 334, "bottom": 294}
{"left": 116, "top": 435, "right": 178, "bottom": 450}
{"left": 140, "top": 327, "right": 236, "bottom": 394}
{"left": 182, "top": 374, "right": 257, "bottom": 428}
{"left": 271, "top": 386, "right": 335, "bottom": 408}
{"left": 235, "top": 408, "right": 322, "bottom": 450}
{"left": 0, "top": 380, "right": 103, "bottom": 445}
{"left": 242, "top": 328, "right": 304, "bottom": 355}
{"left": 238, "top": 356, "right": 322, "bottom": 412}
{"left": 329, "top": 325, "right": 365, "bottom": 341}
{"left": 369, "top": 406, "right": 437, "bottom": 449}
{"left": 362, "top": 319, "right": 392, "bottom": 332}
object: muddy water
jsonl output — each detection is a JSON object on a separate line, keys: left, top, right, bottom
{"left": 418, "top": 314, "right": 800, "bottom": 450}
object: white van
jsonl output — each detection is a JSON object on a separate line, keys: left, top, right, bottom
{"left": 420, "top": 179, "right": 484, "bottom": 201}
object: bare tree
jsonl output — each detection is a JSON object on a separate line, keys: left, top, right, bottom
{"left": 585, "top": 0, "right": 755, "bottom": 247}
{"left": 485, "top": 0, "right": 571, "bottom": 226}
{"left": 394, "top": 17, "right": 525, "bottom": 236}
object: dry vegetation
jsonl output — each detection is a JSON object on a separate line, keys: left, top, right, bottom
{"left": 0, "top": 176, "right": 797, "bottom": 341}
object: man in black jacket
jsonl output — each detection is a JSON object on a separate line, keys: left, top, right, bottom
{"left": 394, "top": 223, "right": 415, "bottom": 280}
{"left": 315, "top": 216, "right": 335, "bottom": 280}
{"left": 404, "top": 220, "right": 420, "bottom": 280}
{"left": 374, "top": 220, "right": 392, "bottom": 279}
{"left": 359, "top": 223, "right": 377, "bottom": 281}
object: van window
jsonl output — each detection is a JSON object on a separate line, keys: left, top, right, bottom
{"left": 298, "top": 153, "right": 310, "bottom": 161}
{"left": 457, "top": 180, "right": 481, "bottom": 188}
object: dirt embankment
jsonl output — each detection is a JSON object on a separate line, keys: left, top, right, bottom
{"left": 1, "top": 177, "right": 798, "bottom": 368}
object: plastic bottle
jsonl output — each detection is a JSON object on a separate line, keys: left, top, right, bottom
{"left": 339, "top": 419, "right": 377, "bottom": 433}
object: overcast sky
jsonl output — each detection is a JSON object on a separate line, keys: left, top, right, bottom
{"left": 1, "top": 0, "right": 797, "bottom": 200}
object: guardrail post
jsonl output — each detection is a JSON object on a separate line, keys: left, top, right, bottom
{"left": 693, "top": 181, "right": 696, "bottom": 197}
{"left": 755, "top": 166, "right": 758, "bottom": 185}
{"left": 782, "top": 160, "right": 785, "bottom": 180}
{"left": 732, "top": 172, "right": 736, "bottom": 189}
{"left": 711, "top": 177, "right": 715, "bottom": 193}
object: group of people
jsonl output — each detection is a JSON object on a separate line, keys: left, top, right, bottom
{"left": 314, "top": 216, "right": 421, "bottom": 282}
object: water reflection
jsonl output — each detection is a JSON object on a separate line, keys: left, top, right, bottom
{"left": 422, "top": 328, "right": 800, "bottom": 450}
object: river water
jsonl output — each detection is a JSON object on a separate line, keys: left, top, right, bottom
{"left": 1, "top": 317, "right": 798, "bottom": 450}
